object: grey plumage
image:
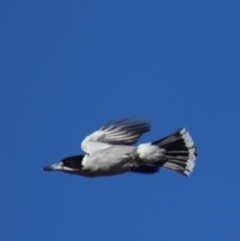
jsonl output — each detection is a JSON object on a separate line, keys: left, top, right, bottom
{"left": 43, "top": 117, "right": 197, "bottom": 178}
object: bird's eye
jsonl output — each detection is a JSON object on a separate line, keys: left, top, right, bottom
{"left": 63, "top": 159, "right": 69, "bottom": 166}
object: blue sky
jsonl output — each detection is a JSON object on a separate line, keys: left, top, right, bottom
{"left": 1, "top": 1, "right": 239, "bottom": 240}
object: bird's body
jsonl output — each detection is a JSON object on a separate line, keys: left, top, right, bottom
{"left": 43, "top": 117, "right": 197, "bottom": 178}
{"left": 81, "top": 145, "right": 138, "bottom": 177}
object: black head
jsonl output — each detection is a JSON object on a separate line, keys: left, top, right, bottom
{"left": 43, "top": 155, "right": 84, "bottom": 173}
{"left": 61, "top": 155, "right": 84, "bottom": 170}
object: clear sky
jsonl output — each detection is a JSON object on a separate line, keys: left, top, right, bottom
{"left": 1, "top": 1, "right": 239, "bottom": 240}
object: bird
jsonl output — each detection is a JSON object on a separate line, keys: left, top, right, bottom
{"left": 43, "top": 117, "right": 197, "bottom": 178}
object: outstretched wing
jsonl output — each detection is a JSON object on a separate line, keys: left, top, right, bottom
{"left": 81, "top": 117, "right": 151, "bottom": 154}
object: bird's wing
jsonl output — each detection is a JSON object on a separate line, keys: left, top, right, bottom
{"left": 81, "top": 117, "right": 151, "bottom": 154}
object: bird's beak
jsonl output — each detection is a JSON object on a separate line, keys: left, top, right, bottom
{"left": 42, "top": 162, "right": 62, "bottom": 171}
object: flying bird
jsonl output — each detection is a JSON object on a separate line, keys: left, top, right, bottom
{"left": 43, "top": 117, "right": 197, "bottom": 177}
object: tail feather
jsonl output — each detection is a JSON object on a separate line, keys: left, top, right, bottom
{"left": 152, "top": 128, "right": 197, "bottom": 176}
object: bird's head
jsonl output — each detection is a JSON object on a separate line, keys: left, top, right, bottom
{"left": 42, "top": 155, "right": 84, "bottom": 174}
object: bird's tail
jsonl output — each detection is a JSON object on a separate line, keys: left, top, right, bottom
{"left": 151, "top": 128, "right": 197, "bottom": 176}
